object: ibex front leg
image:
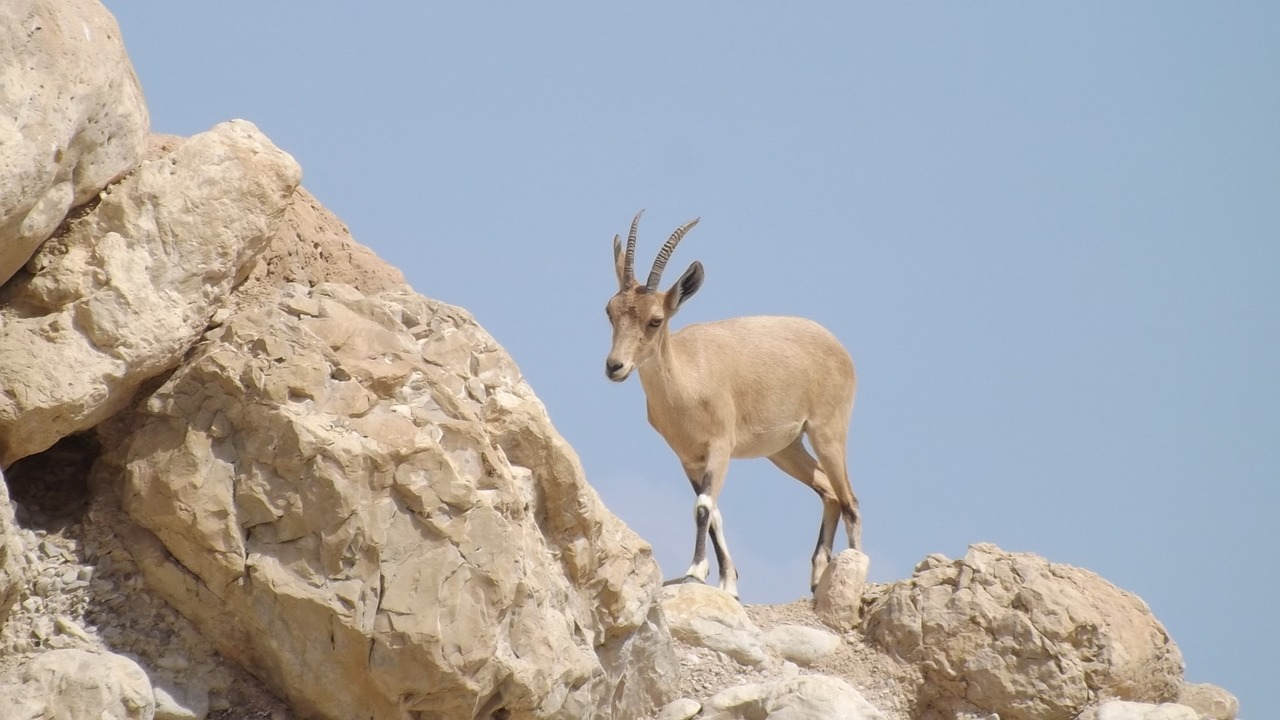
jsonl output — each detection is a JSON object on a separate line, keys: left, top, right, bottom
{"left": 682, "top": 443, "right": 738, "bottom": 599}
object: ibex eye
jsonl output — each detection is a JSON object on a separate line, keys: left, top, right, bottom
{"left": 648, "top": 318, "right": 663, "bottom": 328}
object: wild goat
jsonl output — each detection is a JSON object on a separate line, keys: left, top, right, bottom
{"left": 604, "top": 211, "right": 860, "bottom": 598}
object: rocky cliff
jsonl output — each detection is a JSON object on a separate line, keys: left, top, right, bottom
{"left": 0, "top": 2, "right": 1240, "bottom": 719}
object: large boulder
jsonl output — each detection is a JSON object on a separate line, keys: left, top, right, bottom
{"left": 96, "top": 281, "right": 676, "bottom": 720}
{"left": 701, "top": 675, "right": 886, "bottom": 720}
{"left": 761, "top": 624, "right": 842, "bottom": 668}
{"left": 0, "top": 648, "right": 155, "bottom": 720}
{"left": 661, "top": 583, "right": 767, "bottom": 666}
{"left": 0, "top": 120, "right": 300, "bottom": 467}
{"left": 1089, "top": 700, "right": 1198, "bottom": 720}
{"left": 0, "top": 0, "right": 149, "bottom": 287}
{"left": 863, "top": 543, "right": 1183, "bottom": 720}
{"left": 1175, "top": 682, "right": 1238, "bottom": 720}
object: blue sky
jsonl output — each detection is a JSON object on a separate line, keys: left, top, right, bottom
{"left": 107, "top": 4, "right": 1277, "bottom": 713}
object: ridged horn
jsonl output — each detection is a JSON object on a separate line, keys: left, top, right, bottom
{"left": 623, "top": 210, "right": 644, "bottom": 283}
{"left": 646, "top": 217, "right": 700, "bottom": 291}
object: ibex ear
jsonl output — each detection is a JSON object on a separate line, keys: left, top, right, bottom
{"left": 613, "top": 235, "right": 629, "bottom": 290}
{"left": 665, "top": 261, "right": 704, "bottom": 313}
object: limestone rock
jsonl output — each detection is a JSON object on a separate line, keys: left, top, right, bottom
{"left": 1176, "top": 682, "right": 1238, "bottom": 720}
{"left": 655, "top": 697, "right": 702, "bottom": 720}
{"left": 862, "top": 543, "right": 1184, "bottom": 720}
{"left": 0, "top": 471, "right": 28, "bottom": 628}
{"left": 98, "top": 281, "right": 675, "bottom": 720}
{"left": 814, "top": 548, "right": 870, "bottom": 632}
{"left": 0, "top": 120, "right": 301, "bottom": 467}
{"left": 0, "top": 0, "right": 149, "bottom": 286}
{"left": 701, "top": 674, "right": 886, "bottom": 720}
{"left": 0, "top": 648, "right": 156, "bottom": 720}
{"left": 1091, "top": 700, "right": 1198, "bottom": 720}
{"left": 238, "top": 185, "right": 407, "bottom": 304}
{"left": 762, "top": 624, "right": 842, "bottom": 668}
{"left": 152, "top": 675, "right": 210, "bottom": 720}
{"left": 661, "top": 582, "right": 767, "bottom": 666}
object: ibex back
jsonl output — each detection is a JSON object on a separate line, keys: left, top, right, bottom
{"left": 604, "top": 211, "right": 860, "bottom": 598}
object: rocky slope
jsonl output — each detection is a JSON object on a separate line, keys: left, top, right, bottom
{"left": 0, "top": 2, "right": 1241, "bottom": 719}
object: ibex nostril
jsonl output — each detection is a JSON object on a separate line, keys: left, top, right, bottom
{"left": 606, "top": 360, "right": 623, "bottom": 377}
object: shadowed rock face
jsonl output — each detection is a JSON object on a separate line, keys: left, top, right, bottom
{"left": 0, "top": 478, "right": 26, "bottom": 629}
{"left": 97, "top": 281, "right": 676, "bottom": 720}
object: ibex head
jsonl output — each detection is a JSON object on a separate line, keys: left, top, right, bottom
{"left": 605, "top": 210, "right": 704, "bottom": 381}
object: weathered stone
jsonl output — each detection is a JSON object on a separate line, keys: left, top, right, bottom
{"left": 0, "top": 120, "right": 301, "bottom": 467}
{"left": 236, "top": 186, "right": 407, "bottom": 306}
{"left": 0, "top": 648, "right": 155, "bottom": 720}
{"left": 863, "top": 543, "right": 1184, "bottom": 720}
{"left": 1176, "top": 682, "right": 1238, "bottom": 720}
{"left": 655, "top": 697, "right": 702, "bottom": 720}
{"left": 762, "top": 624, "right": 841, "bottom": 667}
{"left": 701, "top": 675, "right": 885, "bottom": 720}
{"left": 1092, "top": 700, "right": 1198, "bottom": 720}
{"left": 0, "top": 0, "right": 148, "bottom": 287}
{"left": 814, "top": 548, "right": 869, "bottom": 632}
{"left": 151, "top": 675, "right": 210, "bottom": 720}
{"left": 99, "top": 282, "right": 675, "bottom": 720}
{"left": 661, "top": 582, "right": 767, "bottom": 666}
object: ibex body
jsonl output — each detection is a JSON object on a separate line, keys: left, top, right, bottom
{"left": 605, "top": 211, "right": 860, "bottom": 598}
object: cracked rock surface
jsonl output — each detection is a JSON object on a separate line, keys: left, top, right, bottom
{"left": 95, "top": 281, "right": 675, "bottom": 720}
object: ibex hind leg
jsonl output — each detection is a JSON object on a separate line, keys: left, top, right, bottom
{"left": 768, "top": 438, "right": 842, "bottom": 592}
{"left": 708, "top": 505, "right": 738, "bottom": 599}
{"left": 807, "top": 426, "right": 861, "bottom": 553}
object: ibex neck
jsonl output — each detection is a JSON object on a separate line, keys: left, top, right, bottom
{"left": 637, "top": 331, "right": 688, "bottom": 397}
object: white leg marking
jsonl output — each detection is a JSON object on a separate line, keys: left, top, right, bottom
{"left": 684, "top": 493, "right": 715, "bottom": 581}
{"left": 695, "top": 493, "right": 715, "bottom": 512}
{"left": 685, "top": 558, "right": 710, "bottom": 581}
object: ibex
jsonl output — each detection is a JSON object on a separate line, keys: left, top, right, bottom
{"left": 605, "top": 211, "right": 860, "bottom": 599}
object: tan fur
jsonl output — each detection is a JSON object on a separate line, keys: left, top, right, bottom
{"left": 605, "top": 215, "right": 860, "bottom": 598}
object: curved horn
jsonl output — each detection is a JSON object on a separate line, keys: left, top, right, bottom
{"left": 646, "top": 217, "right": 700, "bottom": 291}
{"left": 623, "top": 210, "right": 644, "bottom": 282}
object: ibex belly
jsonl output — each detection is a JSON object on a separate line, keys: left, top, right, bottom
{"left": 731, "top": 420, "right": 805, "bottom": 459}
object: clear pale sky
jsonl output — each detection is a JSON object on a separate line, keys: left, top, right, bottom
{"left": 107, "top": 4, "right": 1277, "bottom": 713}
